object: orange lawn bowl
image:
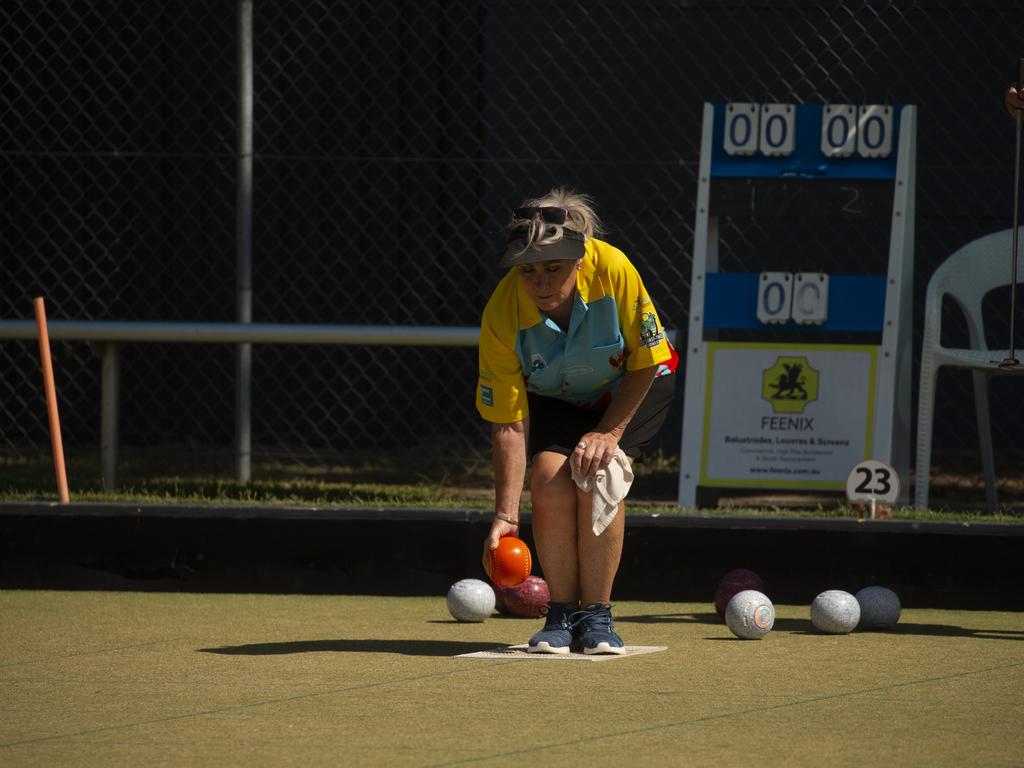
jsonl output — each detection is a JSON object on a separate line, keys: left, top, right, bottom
{"left": 489, "top": 536, "right": 532, "bottom": 588}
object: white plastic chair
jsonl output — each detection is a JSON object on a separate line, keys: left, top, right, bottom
{"left": 915, "top": 228, "right": 1024, "bottom": 512}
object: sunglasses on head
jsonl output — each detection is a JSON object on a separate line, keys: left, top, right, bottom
{"left": 513, "top": 206, "right": 568, "bottom": 224}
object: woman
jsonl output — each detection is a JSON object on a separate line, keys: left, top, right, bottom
{"left": 476, "top": 188, "right": 678, "bottom": 654}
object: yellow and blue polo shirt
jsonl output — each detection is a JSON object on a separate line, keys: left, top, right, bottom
{"left": 477, "top": 238, "right": 677, "bottom": 424}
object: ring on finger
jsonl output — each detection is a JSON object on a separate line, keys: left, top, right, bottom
{"left": 577, "top": 441, "right": 587, "bottom": 449}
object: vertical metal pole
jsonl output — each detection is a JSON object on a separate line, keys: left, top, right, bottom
{"left": 1000, "top": 58, "right": 1024, "bottom": 368}
{"left": 100, "top": 343, "right": 121, "bottom": 490}
{"left": 236, "top": 0, "right": 254, "bottom": 482}
{"left": 1005, "top": 105, "right": 1021, "bottom": 364}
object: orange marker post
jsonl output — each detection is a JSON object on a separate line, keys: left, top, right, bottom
{"left": 33, "top": 297, "right": 70, "bottom": 503}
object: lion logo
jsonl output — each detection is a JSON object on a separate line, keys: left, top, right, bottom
{"left": 762, "top": 356, "right": 818, "bottom": 414}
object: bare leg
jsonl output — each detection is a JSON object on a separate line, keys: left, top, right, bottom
{"left": 529, "top": 451, "right": 580, "bottom": 606}
{"left": 577, "top": 493, "right": 625, "bottom": 606}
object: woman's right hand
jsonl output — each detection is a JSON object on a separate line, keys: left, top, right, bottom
{"left": 1006, "top": 85, "right": 1024, "bottom": 118}
{"left": 481, "top": 515, "right": 519, "bottom": 577}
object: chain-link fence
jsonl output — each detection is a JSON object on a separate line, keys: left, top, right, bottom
{"left": 2, "top": 1, "right": 1023, "bottom": 492}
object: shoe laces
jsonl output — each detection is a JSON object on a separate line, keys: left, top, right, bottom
{"left": 569, "top": 603, "right": 614, "bottom": 633}
{"left": 543, "top": 602, "right": 615, "bottom": 631}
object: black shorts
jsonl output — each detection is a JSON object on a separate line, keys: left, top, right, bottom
{"left": 526, "top": 373, "right": 676, "bottom": 462}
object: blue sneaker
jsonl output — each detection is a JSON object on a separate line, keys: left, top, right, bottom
{"left": 574, "top": 603, "right": 626, "bottom": 655}
{"left": 527, "top": 602, "right": 577, "bottom": 654}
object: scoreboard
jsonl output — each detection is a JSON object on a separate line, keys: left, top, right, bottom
{"left": 677, "top": 102, "right": 916, "bottom": 507}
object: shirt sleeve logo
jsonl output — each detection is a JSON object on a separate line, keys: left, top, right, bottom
{"left": 639, "top": 311, "right": 664, "bottom": 348}
{"left": 480, "top": 385, "right": 494, "bottom": 407}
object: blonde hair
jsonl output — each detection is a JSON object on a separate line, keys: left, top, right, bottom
{"left": 507, "top": 187, "right": 605, "bottom": 252}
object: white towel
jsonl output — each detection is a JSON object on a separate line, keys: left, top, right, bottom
{"left": 571, "top": 448, "right": 634, "bottom": 536}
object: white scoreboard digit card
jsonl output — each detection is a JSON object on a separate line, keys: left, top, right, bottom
{"left": 723, "top": 103, "right": 760, "bottom": 156}
{"left": 820, "top": 104, "right": 857, "bottom": 157}
{"left": 756, "top": 272, "right": 793, "bottom": 324}
{"left": 857, "top": 105, "right": 893, "bottom": 157}
{"left": 759, "top": 104, "right": 795, "bottom": 156}
{"left": 792, "top": 273, "right": 829, "bottom": 325}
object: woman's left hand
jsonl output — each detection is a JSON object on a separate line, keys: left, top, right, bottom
{"left": 571, "top": 431, "right": 618, "bottom": 477}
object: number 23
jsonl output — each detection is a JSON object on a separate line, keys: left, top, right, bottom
{"left": 854, "top": 466, "right": 891, "bottom": 495}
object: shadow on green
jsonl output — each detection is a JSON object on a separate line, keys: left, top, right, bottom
{"left": 198, "top": 639, "right": 502, "bottom": 656}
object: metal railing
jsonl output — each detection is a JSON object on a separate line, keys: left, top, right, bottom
{"left": 0, "top": 321, "right": 480, "bottom": 488}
